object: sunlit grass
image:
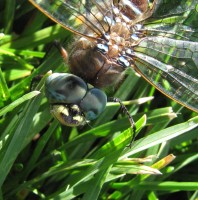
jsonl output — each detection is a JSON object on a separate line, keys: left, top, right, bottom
{"left": 0, "top": 1, "right": 197, "bottom": 199}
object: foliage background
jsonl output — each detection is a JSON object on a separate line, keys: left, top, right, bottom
{"left": 0, "top": 0, "right": 198, "bottom": 199}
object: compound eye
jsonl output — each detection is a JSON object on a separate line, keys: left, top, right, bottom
{"left": 50, "top": 104, "right": 85, "bottom": 127}
{"left": 79, "top": 88, "right": 107, "bottom": 120}
{"left": 45, "top": 73, "right": 87, "bottom": 104}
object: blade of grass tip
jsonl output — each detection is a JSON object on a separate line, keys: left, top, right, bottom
{"left": 152, "top": 154, "right": 176, "bottom": 169}
{"left": 121, "top": 116, "right": 198, "bottom": 158}
{"left": 139, "top": 154, "right": 176, "bottom": 180}
{"left": 106, "top": 96, "right": 154, "bottom": 107}
{"left": 0, "top": 91, "right": 40, "bottom": 117}
{"left": 146, "top": 107, "right": 177, "bottom": 126}
{"left": 0, "top": 72, "right": 48, "bottom": 187}
{"left": 111, "top": 161, "right": 162, "bottom": 175}
{"left": 110, "top": 155, "right": 176, "bottom": 199}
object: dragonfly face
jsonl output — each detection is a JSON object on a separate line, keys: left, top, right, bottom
{"left": 29, "top": 0, "right": 198, "bottom": 125}
{"left": 45, "top": 73, "right": 107, "bottom": 126}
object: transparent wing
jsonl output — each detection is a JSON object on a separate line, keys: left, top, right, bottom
{"left": 152, "top": 0, "right": 197, "bottom": 18}
{"left": 29, "top": 0, "right": 114, "bottom": 40}
{"left": 29, "top": 0, "right": 154, "bottom": 40}
{"left": 133, "top": 44, "right": 198, "bottom": 112}
{"left": 133, "top": 0, "right": 198, "bottom": 112}
{"left": 144, "top": 0, "right": 198, "bottom": 42}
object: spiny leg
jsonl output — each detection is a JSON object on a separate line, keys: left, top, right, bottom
{"left": 53, "top": 40, "right": 68, "bottom": 63}
{"left": 108, "top": 97, "right": 136, "bottom": 148}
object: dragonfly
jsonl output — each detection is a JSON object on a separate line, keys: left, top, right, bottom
{"left": 29, "top": 0, "right": 198, "bottom": 135}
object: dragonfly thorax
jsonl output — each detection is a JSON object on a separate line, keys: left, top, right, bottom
{"left": 69, "top": 37, "right": 126, "bottom": 88}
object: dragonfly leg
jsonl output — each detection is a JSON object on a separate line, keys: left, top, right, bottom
{"left": 54, "top": 40, "right": 68, "bottom": 63}
{"left": 108, "top": 97, "right": 136, "bottom": 148}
